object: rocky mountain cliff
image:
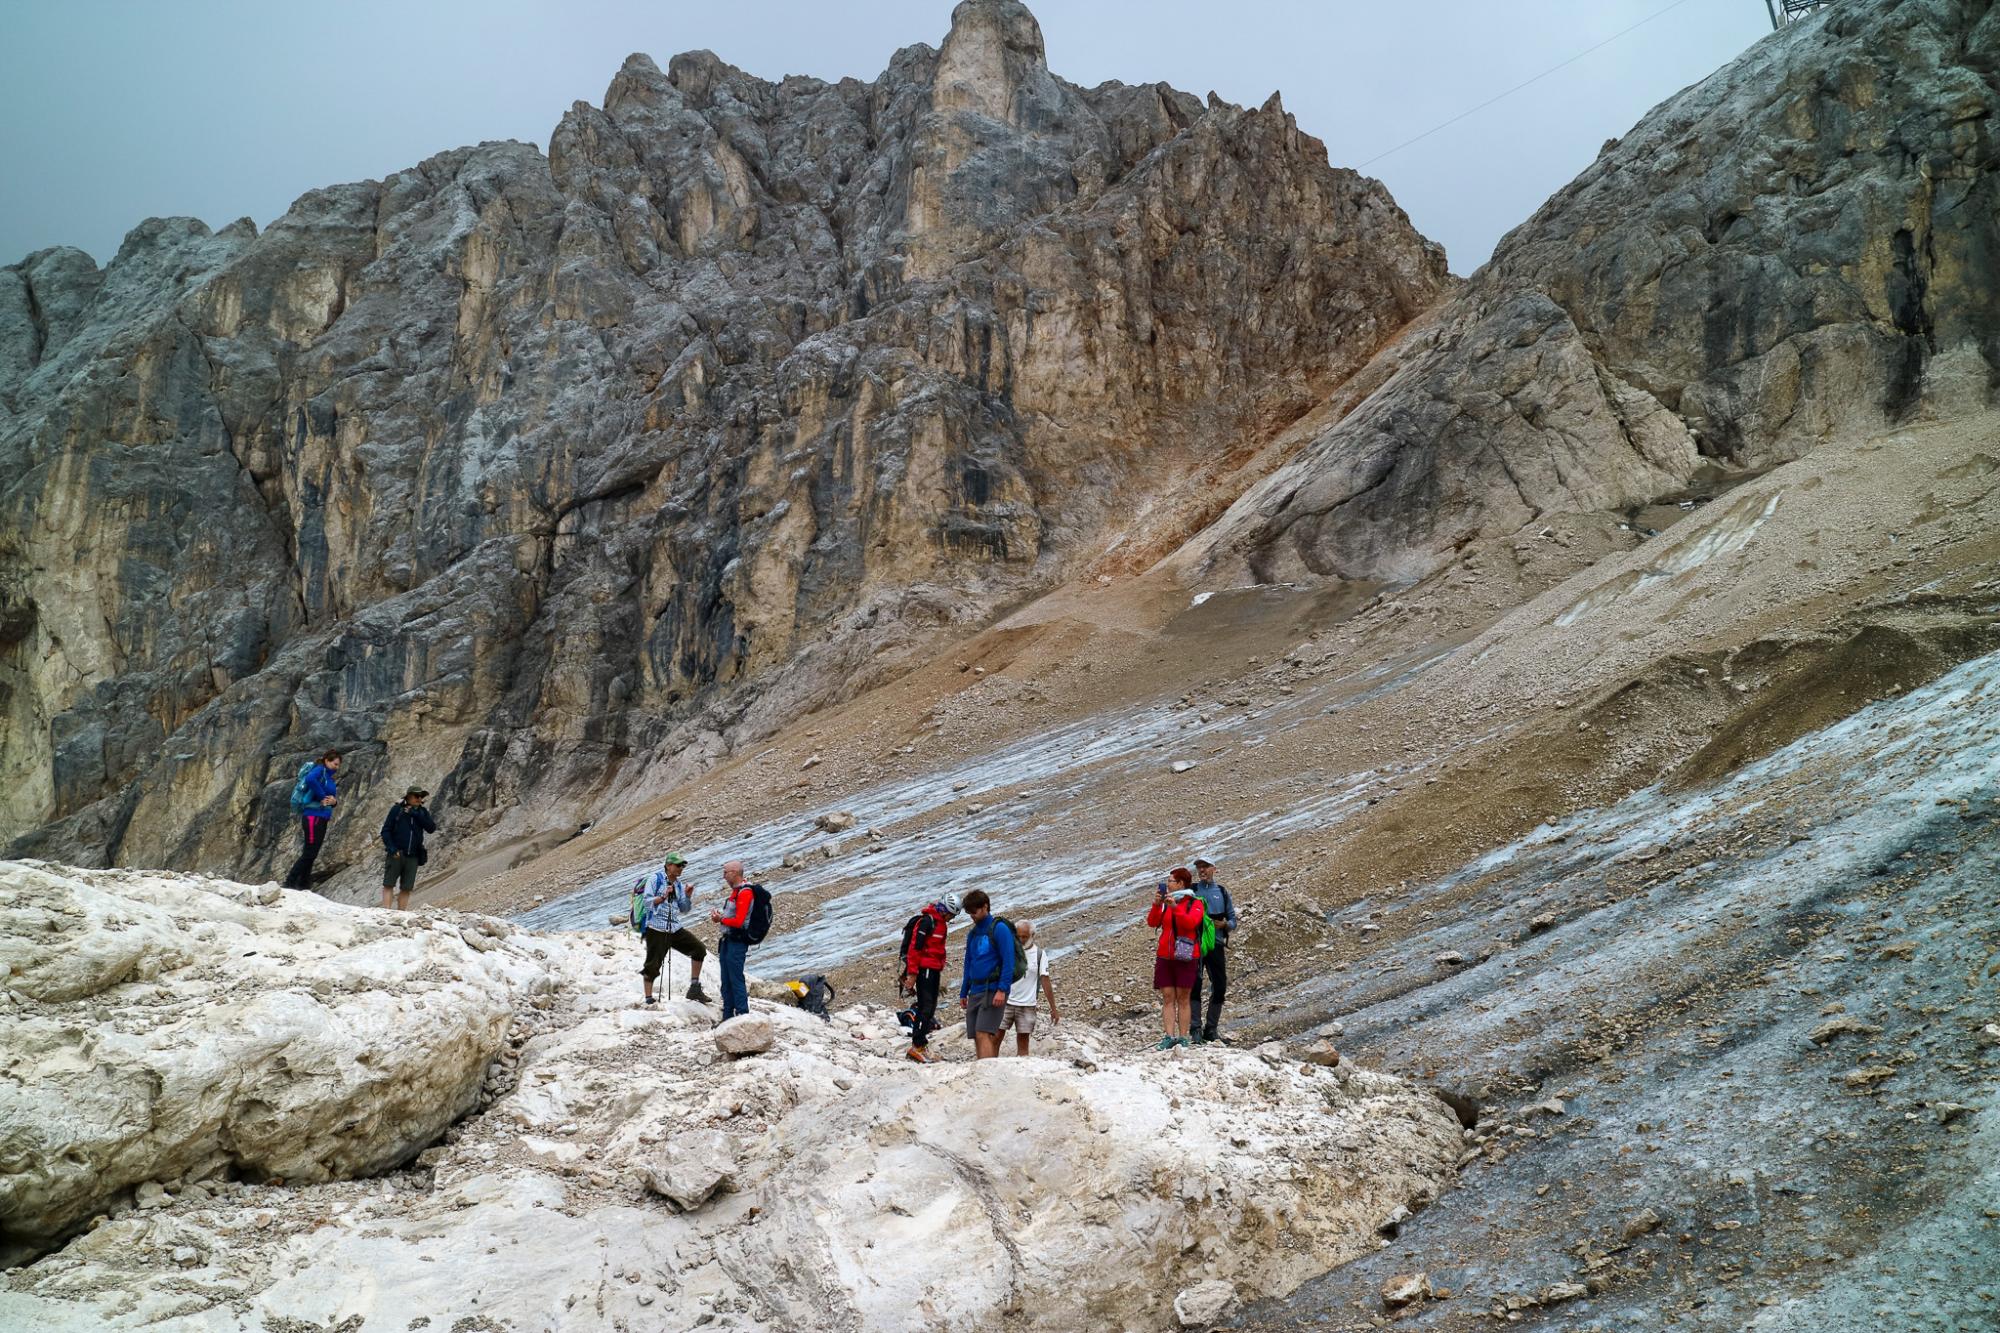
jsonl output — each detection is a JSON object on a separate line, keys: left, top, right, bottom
{"left": 1195, "top": 0, "right": 1998, "bottom": 584}
{"left": 0, "top": 0, "right": 1447, "bottom": 883}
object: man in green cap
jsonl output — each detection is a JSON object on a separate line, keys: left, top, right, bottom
{"left": 379, "top": 786, "right": 437, "bottom": 910}
{"left": 639, "top": 853, "right": 711, "bottom": 1006}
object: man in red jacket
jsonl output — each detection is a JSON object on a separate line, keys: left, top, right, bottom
{"left": 900, "top": 892, "right": 961, "bottom": 1064}
{"left": 709, "top": 860, "right": 756, "bottom": 1020}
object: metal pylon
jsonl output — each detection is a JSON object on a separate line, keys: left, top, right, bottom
{"left": 1765, "top": 0, "right": 1834, "bottom": 27}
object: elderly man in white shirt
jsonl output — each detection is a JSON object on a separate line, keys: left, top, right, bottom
{"left": 1000, "top": 920, "right": 1061, "bottom": 1056}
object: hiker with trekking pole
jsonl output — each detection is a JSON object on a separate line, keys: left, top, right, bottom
{"left": 632, "top": 854, "right": 712, "bottom": 1007}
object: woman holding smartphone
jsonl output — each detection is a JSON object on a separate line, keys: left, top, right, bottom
{"left": 1147, "top": 867, "right": 1206, "bottom": 1050}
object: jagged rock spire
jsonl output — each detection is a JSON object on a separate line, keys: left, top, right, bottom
{"left": 934, "top": 0, "right": 1059, "bottom": 128}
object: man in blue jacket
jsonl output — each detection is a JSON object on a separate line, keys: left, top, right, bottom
{"left": 379, "top": 786, "right": 438, "bottom": 910}
{"left": 958, "top": 889, "right": 1016, "bottom": 1061}
{"left": 1190, "top": 857, "right": 1239, "bottom": 1043}
{"left": 282, "top": 751, "right": 342, "bottom": 890}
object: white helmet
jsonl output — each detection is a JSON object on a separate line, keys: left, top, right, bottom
{"left": 939, "top": 892, "right": 963, "bottom": 917}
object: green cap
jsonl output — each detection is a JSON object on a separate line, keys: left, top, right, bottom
{"left": 663, "top": 853, "right": 686, "bottom": 866}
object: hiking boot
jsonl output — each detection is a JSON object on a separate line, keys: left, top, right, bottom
{"left": 1191, "top": 1032, "right": 1210, "bottom": 1045}
{"left": 686, "top": 983, "right": 712, "bottom": 1004}
{"left": 643, "top": 995, "right": 657, "bottom": 1007}
{"left": 1177, "top": 1036, "right": 1194, "bottom": 1048}
{"left": 906, "top": 1047, "right": 928, "bottom": 1064}
{"left": 1155, "top": 1035, "right": 1177, "bottom": 1051}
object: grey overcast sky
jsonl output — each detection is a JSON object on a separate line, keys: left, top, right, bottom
{"left": 0, "top": 0, "right": 1773, "bottom": 276}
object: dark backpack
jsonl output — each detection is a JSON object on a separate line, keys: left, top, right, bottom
{"left": 898, "top": 911, "right": 938, "bottom": 972}
{"left": 973, "top": 916, "right": 1023, "bottom": 988}
{"left": 742, "top": 883, "right": 774, "bottom": 945}
{"left": 897, "top": 1005, "right": 943, "bottom": 1036}
{"left": 794, "top": 974, "right": 836, "bottom": 1020}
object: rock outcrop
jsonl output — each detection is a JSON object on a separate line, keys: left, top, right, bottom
{"left": 1203, "top": 0, "right": 2000, "bottom": 584}
{"left": 0, "top": 0, "right": 1447, "bottom": 888}
{"left": 0, "top": 861, "right": 1464, "bottom": 1330}
{"left": 0, "top": 861, "right": 553, "bottom": 1265}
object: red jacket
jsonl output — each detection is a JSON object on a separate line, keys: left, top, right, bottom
{"left": 904, "top": 904, "right": 950, "bottom": 973}
{"left": 719, "top": 884, "right": 753, "bottom": 930}
{"left": 1147, "top": 896, "right": 1206, "bottom": 959}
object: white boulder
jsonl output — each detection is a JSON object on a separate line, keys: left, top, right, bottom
{"left": 0, "top": 861, "right": 555, "bottom": 1264}
{"left": 713, "top": 1014, "right": 775, "bottom": 1055}
{"left": 634, "top": 1131, "right": 734, "bottom": 1211}
{"left": 1174, "top": 1279, "right": 1240, "bottom": 1327}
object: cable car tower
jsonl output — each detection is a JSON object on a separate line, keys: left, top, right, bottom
{"left": 1765, "top": 0, "right": 1833, "bottom": 26}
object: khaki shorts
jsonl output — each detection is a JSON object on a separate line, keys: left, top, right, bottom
{"left": 1001, "top": 1004, "right": 1039, "bottom": 1035}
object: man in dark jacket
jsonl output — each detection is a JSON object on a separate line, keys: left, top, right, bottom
{"left": 282, "top": 751, "right": 342, "bottom": 890}
{"left": 1189, "top": 857, "right": 1238, "bottom": 1043}
{"left": 379, "top": 786, "right": 437, "bottom": 910}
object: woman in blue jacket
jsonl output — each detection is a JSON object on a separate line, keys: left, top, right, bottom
{"left": 282, "top": 751, "right": 342, "bottom": 890}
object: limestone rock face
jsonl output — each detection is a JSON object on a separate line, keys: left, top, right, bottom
{"left": 1210, "top": 0, "right": 2000, "bottom": 584}
{"left": 0, "top": 861, "right": 556, "bottom": 1265}
{"left": 0, "top": 861, "right": 1463, "bottom": 1330}
{"left": 0, "top": 0, "right": 1447, "bottom": 888}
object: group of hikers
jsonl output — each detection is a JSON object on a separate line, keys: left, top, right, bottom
{"left": 628, "top": 855, "right": 774, "bottom": 1021}
{"left": 278, "top": 749, "right": 439, "bottom": 910}
{"left": 276, "top": 748, "right": 1240, "bottom": 1052}
{"left": 625, "top": 848, "right": 1236, "bottom": 1055}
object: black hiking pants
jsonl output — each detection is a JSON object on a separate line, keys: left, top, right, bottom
{"left": 283, "top": 814, "right": 329, "bottom": 890}
{"left": 1192, "top": 940, "right": 1227, "bottom": 1037}
{"left": 911, "top": 968, "right": 942, "bottom": 1048}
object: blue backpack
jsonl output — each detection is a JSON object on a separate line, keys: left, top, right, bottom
{"left": 286, "top": 762, "right": 317, "bottom": 815}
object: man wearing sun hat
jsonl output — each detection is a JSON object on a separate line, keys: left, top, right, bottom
{"left": 1189, "top": 857, "right": 1238, "bottom": 1043}
{"left": 379, "top": 786, "right": 438, "bottom": 911}
{"left": 640, "top": 853, "right": 712, "bottom": 1006}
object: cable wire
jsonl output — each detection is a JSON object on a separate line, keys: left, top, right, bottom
{"left": 1358, "top": 0, "right": 1702, "bottom": 167}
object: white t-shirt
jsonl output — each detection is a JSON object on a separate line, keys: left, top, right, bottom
{"left": 1007, "top": 945, "right": 1048, "bottom": 1007}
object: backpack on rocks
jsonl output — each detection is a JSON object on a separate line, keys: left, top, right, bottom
{"left": 790, "top": 974, "right": 836, "bottom": 1020}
